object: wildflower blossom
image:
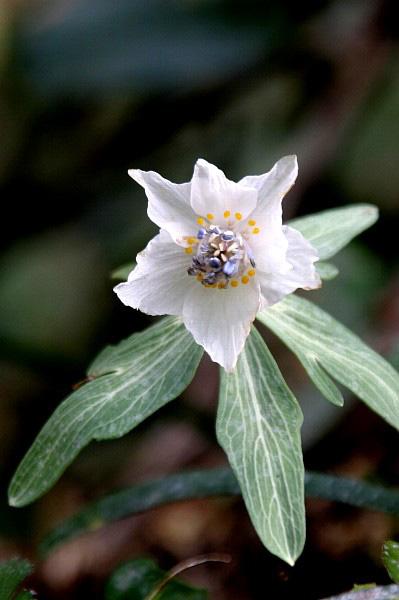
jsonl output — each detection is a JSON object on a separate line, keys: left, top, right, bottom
{"left": 114, "top": 156, "right": 321, "bottom": 370}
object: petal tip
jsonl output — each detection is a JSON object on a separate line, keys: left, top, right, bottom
{"left": 128, "top": 168, "right": 142, "bottom": 182}
{"left": 194, "top": 157, "right": 214, "bottom": 175}
{"left": 280, "top": 154, "right": 298, "bottom": 173}
{"left": 113, "top": 282, "right": 137, "bottom": 309}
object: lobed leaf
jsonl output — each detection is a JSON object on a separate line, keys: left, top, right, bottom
{"left": 258, "top": 295, "right": 399, "bottom": 426}
{"left": 8, "top": 317, "right": 203, "bottom": 508}
{"left": 289, "top": 204, "right": 378, "bottom": 260}
{"left": 217, "top": 327, "right": 305, "bottom": 565}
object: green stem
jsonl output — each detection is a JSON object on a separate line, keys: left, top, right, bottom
{"left": 40, "top": 467, "right": 399, "bottom": 556}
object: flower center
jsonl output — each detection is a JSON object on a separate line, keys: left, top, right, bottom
{"left": 187, "top": 225, "right": 256, "bottom": 289}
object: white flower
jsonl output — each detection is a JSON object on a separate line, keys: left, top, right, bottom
{"left": 114, "top": 156, "right": 321, "bottom": 371}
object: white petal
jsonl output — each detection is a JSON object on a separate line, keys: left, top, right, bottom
{"left": 239, "top": 155, "right": 298, "bottom": 206}
{"left": 190, "top": 158, "right": 257, "bottom": 224}
{"left": 240, "top": 156, "right": 298, "bottom": 273}
{"left": 128, "top": 169, "right": 196, "bottom": 244}
{"left": 257, "top": 225, "right": 321, "bottom": 307}
{"left": 182, "top": 278, "right": 261, "bottom": 371}
{"left": 114, "top": 230, "right": 195, "bottom": 316}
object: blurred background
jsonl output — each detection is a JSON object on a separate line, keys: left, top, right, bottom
{"left": 0, "top": 0, "right": 398, "bottom": 598}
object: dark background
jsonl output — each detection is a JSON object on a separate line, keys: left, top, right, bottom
{"left": 0, "top": 0, "right": 398, "bottom": 597}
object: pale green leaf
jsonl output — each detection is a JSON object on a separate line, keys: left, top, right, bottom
{"left": 294, "top": 352, "right": 344, "bottom": 407}
{"left": 289, "top": 204, "right": 378, "bottom": 260}
{"left": 316, "top": 261, "right": 339, "bottom": 280}
{"left": 257, "top": 295, "right": 399, "bottom": 427}
{"left": 216, "top": 327, "right": 305, "bottom": 565}
{"left": 8, "top": 317, "right": 203, "bottom": 507}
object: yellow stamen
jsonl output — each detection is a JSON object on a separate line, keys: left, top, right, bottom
{"left": 248, "top": 219, "right": 256, "bottom": 226}
{"left": 197, "top": 217, "right": 205, "bottom": 225}
{"left": 235, "top": 212, "right": 242, "bottom": 221}
{"left": 217, "top": 282, "right": 225, "bottom": 289}
{"left": 248, "top": 269, "right": 256, "bottom": 277}
{"left": 230, "top": 280, "right": 239, "bottom": 288}
{"left": 252, "top": 227, "right": 260, "bottom": 234}
{"left": 223, "top": 210, "right": 231, "bottom": 218}
{"left": 186, "top": 237, "right": 196, "bottom": 245}
{"left": 206, "top": 213, "right": 214, "bottom": 221}
{"left": 241, "top": 275, "right": 249, "bottom": 284}
{"left": 185, "top": 247, "right": 193, "bottom": 254}
{"left": 196, "top": 274, "right": 203, "bottom": 281}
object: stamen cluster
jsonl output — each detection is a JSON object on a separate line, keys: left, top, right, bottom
{"left": 187, "top": 225, "right": 255, "bottom": 288}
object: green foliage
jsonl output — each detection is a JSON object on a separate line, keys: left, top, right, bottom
{"left": 40, "top": 467, "right": 399, "bottom": 556}
{"left": 383, "top": 541, "right": 399, "bottom": 584}
{"left": 290, "top": 204, "right": 378, "bottom": 261}
{"left": 8, "top": 317, "right": 203, "bottom": 507}
{"left": 304, "top": 473, "right": 399, "bottom": 516}
{"left": 0, "top": 558, "right": 33, "bottom": 600}
{"left": 105, "top": 558, "right": 207, "bottom": 600}
{"left": 258, "top": 295, "right": 399, "bottom": 425}
{"left": 40, "top": 468, "right": 239, "bottom": 556}
{"left": 8, "top": 196, "right": 397, "bottom": 568}
{"left": 217, "top": 327, "right": 304, "bottom": 565}
{"left": 315, "top": 261, "right": 339, "bottom": 280}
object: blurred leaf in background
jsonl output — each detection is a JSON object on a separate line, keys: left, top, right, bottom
{"left": 0, "top": 557, "right": 33, "bottom": 599}
{"left": 0, "top": 228, "right": 109, "bottom": 364}
{"left": 337, "top": 60, "right": 399, "bottom": 213}
{"left": 105, "top": 558, "right": 207, "bottom": 600}
{"left": 17, "top": 0, "right": 280, "bottom": 96}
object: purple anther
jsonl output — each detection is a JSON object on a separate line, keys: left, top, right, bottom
{"left": 197, "top": 228, "right": 206, "bottom": 239}
{"left": 209, "top": 257, "right": 222, "bottom": 270}
{"left": 221, "top": 230, "right": 234, "bottom": 241}
{"left": 223, "top": 260, "right": 237, "bottom": 276}
{"left": 193, "top": 257, "right": 205, "bottom": 270}
{"left": 202, "top": 272, "right": 217, "bottom": 285}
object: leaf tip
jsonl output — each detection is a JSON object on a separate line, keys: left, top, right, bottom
{"left": 8, "top": 494, "right": 20, "bottom": 508}
{"left": 8, "top": 482, "right": 28, "bottom": 508}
